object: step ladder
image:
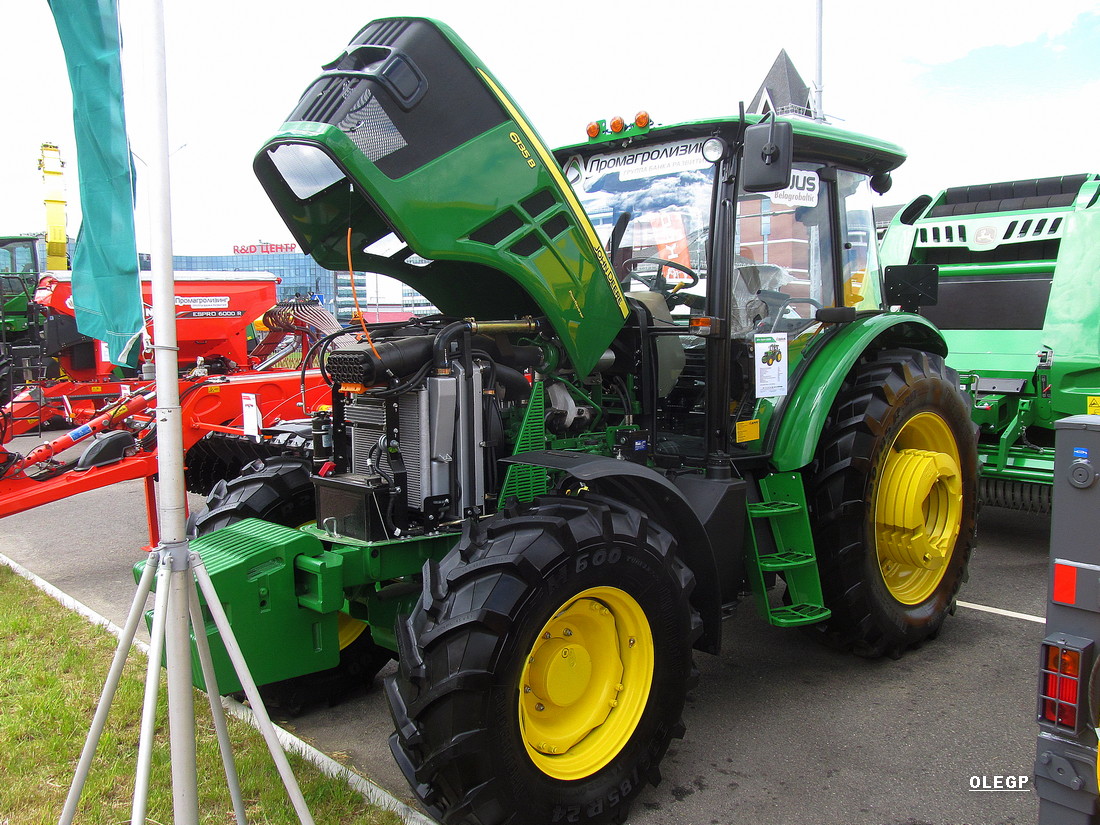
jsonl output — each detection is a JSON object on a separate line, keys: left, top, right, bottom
{"left": 746, "top": 472, "right": 831, "bottom": 627}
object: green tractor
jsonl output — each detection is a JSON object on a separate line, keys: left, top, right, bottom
{"left": 178, "top": 17, "right": 977, "bottom": 824}
{"left": 0, "top": 235, "right": 46, "bottom": 403}
{"left": 880, "top": 173, "right": 1099, "bottom": 513}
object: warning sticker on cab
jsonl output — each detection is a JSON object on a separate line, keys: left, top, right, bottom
{"left": 1087, "top": 396, "right": 1100, "bottom": 415}
{"left": 736, "top": 419, "right": 761, "bottom": 443}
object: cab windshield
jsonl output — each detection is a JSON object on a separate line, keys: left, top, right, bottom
{"left": 565, "top": 137, "right": 713, "bottom": 291}
{"left": 566, "top": 137, "right": 883, "bottom": 339}
{"left": 0, "top": 238, "right": 39, "bottom": 278}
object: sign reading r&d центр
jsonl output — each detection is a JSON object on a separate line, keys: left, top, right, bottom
{"left": 754, "top": 333, "right": 788, "bottom": 397}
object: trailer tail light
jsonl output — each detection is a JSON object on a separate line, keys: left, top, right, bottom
{"left": 1038, "top": 635, "right": 1092, "bottom": 734}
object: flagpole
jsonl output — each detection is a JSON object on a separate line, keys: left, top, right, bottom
{"left": 145, "top": 1, "right": 199, "bottom": 821}
{"left": 814, "top": 0, "right": 824, "bottom": 121}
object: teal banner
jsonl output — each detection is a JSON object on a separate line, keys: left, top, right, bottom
{"left": 48, "top": 0, "right": 143, "bottom": 367}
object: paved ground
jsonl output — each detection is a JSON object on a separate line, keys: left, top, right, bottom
{"left": 0, "top": 433, "right": 1048, "bottom": 824}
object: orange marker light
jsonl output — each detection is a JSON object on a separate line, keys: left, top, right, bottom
{"left": 610, "top": 116, "right": 626, "bottom": 133}
{"left": 586, "top": 122, "right": 601, "bottom": 139}
{"left": 634, "top": 111, "right": 651, "bottom": 129}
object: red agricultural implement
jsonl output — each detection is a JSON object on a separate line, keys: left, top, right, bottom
{"left": 0, "top": 270, "right": 384, "bottom": 544}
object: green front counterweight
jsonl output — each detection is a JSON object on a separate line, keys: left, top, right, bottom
{"left": 134, "top": 520, "right": 338, "bottom": 694}
{"left": 135, "top": 519, "right": 464, "bottom": 694}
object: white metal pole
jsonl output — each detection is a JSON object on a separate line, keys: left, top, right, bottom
{"left": 187, "top": 580, "right": 250, "bottom": 824}
{"left": 166, "top": 559, "right": 200, "bottom": 821}
{"left": 815, "top": 0, "right": 824, "bottom": 121}
{"left": 132, "top": 558, "right": 172, "bottom": 824}
{"left": 147, "top": 0, "right": 184, "bottom": 527}
{"left": 146, "top": 1, "right": 199, "bottom": 822}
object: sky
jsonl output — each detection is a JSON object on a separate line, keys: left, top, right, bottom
{"left": 3, "top": 0, "right": 1100, "bottom": 256}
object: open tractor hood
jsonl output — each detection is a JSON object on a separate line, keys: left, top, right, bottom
{"left": 254, "top": 17, "right": 628, "bottom": 377}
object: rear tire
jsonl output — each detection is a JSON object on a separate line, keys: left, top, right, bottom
{"left": 806, "top": 348, "right": 977, "bottom": 657}
{"left": 187, "top": 457, "right": 393, "bottom": 708}
{"left": 386, "top": 495, "right": 700, "bottom": 825}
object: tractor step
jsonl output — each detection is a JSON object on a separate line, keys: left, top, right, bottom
{"left": 756, "top": 548, "right": 816, "bottom": 571}
{"left": 746, "top": 473, "right": 831, "bottom": 628}
{"left": 746, "top": 500, "right": 802, "bottom": 518}
{"left": 766, "top": 603, "right": 832, "bottom": 627}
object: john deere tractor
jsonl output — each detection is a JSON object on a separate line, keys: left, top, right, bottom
{"left": 179, "top": 17, "right": 977, "bottom": 824}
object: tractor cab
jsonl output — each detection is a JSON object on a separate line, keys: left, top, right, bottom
{"left": 0, "top": 236, "right": 42, "bottom": 335}
{"left": 556, "top": 118, "right": 899, "bottom": 462}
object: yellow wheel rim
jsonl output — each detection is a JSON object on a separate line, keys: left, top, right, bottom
{"left": 518, "top": 586, "right": 654, "bottom": 780}
{"left": 874, "top": 411, "right": 964, "bottom": 605}
{"left": 337, "top": 612, "right": 368, "bottom": 649}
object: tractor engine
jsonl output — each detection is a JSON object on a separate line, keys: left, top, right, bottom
{"left": 310, "top": 322, "right": 536, "bottom": 541}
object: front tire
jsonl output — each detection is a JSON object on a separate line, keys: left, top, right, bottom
{"left": 806, "top": 348, "right": 977, "bottom": 657}
{"left": 386, "top": 495, "right": 700, "bottom": 825}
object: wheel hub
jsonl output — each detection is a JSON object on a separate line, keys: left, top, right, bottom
{"left": 877, "top": 447, "right": 962, "bottom": 570}
{"left": 519, "top": 586, "right": 653, "bottom": 780}
{"left": 529, "top": 638, "right": 594, "bottom": 707}
{"left": 874, "top": 412, "right": 964, "bottom": 605}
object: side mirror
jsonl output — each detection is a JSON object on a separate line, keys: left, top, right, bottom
{"left": 741, "top": 117, "right": 793, "bottom": 193}
{"left": 884, "top": 264, "right": 939, "bottom": 311}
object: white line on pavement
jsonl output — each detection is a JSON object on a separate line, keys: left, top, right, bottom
{"left": 957, "top": 599, "right": 1046, "bottom": 624}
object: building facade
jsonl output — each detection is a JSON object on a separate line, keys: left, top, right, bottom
{"left": 139, "top": 243, "right": 433, "bottom": 321}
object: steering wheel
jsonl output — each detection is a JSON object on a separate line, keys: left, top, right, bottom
{"left": 621, "top": 256, "right": 700, "bottom": 296}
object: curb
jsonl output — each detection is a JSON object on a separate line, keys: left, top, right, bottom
{"left": 0, "top": 550, "right": 436, "bottom": 825}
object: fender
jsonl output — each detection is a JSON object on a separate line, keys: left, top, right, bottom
{"left": 769, "top": 313, "right": 948, "bottom": 472}
{"left": 501, "top": 450, "right": 725, "bottom": 654}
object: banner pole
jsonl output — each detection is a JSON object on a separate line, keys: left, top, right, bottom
{"left": 145, "top": 2, "right": 199, "bottom": 821}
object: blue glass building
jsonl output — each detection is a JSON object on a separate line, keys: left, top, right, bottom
{"left": 139, "top": 247, "right": 431, "bottom": 321}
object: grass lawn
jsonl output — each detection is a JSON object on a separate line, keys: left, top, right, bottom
{"left": 0, "top": 563, "right": 405, "bottom": 825}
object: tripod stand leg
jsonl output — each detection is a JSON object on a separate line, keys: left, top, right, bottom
{"left": 58, "top": 552, "right": 160, "bottom": 825}
{"left": 166, "top": 549, "right": 199, "bottom": 824}
{"left": 191, "top": 551, "right": 316, "bottom": 825}
{"left": 132, "top": 553, "right": 173, "bottom": 825}
{"left": 188, "top": 574, "right": 249, "bottom": 824}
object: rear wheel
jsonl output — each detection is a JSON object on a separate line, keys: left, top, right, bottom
{"left": 386, "top": 495, "right": 699, "bottom": 825}
{"left": 187, "top": 457, "right": 393, "bottom": 709}
{"left": 806, "top": 348, "right": 977, "bottom": 657}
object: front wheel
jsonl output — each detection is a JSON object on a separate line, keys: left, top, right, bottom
{"left": 806, "top": 348, "right": 977, "bottom": 658}
{"left": 386, "top": 495, "right": 700, "bottom": 825}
